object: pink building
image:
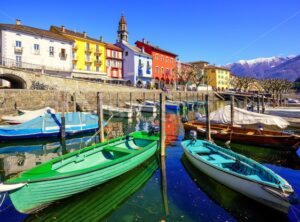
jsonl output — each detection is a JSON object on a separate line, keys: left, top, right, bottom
{"left": 106, "top": 43, "right": 123, "bottom": 79}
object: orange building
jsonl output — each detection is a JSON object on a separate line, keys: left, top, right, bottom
{"left": 135, "top": 39, "right": 177, "bottom": 88}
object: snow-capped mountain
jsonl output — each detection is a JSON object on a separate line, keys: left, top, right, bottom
{"left": 225, "top": 55, "right": 299, "bottom": 80}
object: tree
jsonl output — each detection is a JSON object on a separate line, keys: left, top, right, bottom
{"left": 174, "top": 65, "right": 194, "bottom": 91}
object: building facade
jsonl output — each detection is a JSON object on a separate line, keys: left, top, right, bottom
{"left": 135, "top": 39, "right": 177, "bottom": 88}
{"left": 116, "top": 15, "right": 152, "bottom": 87}
{"left": 106, "top": 43, "right": 123, "bottom": 79}
{"left": 205, "top": 65, "right": 230, "bottom": 91}
{"left": 50, "top": 26, "right": 107, "bottom": 80}
{"left": 0, "top": 20, "right": 73, "bottom": 74}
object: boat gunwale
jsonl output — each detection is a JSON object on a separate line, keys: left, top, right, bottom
{"left": 182, "top": 141, "right": 289, "bottom": 192}
{"left": 184, "top": 122, "right": 295, "bottom": 139}
{"left": 5, "top": 131, "right": 159, "bottom": 184}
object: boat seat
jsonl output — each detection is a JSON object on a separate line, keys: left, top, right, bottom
{"left": 209, "top": 154, "right": 235, "bottom": 164}
{"left": 103, "top": 146, "right": 136, "bottom": 154}
{"left": 247, "top": 174, "right": 262, "bottom": 181}
{"left": 246, "top": 132, "right": 254, "bottom": 135}
{"left": 194, "top": 147, "right": 211, "bottom": 154}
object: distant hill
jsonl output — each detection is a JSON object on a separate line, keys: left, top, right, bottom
{"left": 225, "top": 55, "right": 300, "bottom": 81}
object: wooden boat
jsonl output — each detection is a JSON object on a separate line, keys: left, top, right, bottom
{"left": 25, "top": 156, "right": 158, "bottom": 221}
{"left": 102, "top": 105, "right": 140, "bottom": 118}
{"left": 184, "top": 121, "right": 300, "bottom": 150}
{"left": 1, "top": 107, "right": 55, "bottom": 125}
{"left": 0, "top": 112, "right": 104, "bottom": 140}
{"left": 145, "top": 100, "right": 180, "bottom": 110}
{"left": 0, "top": 131, "right": 160, "bottom": 213}
{"left": 181, "top": 138, "right": 297, "bottom": 213}
{"left": 125, "top": 102, "right": 157, "bottom": 113}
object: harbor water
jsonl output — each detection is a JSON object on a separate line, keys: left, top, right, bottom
{"left": 0, "top": 103, "right": 299, "bottom": 222}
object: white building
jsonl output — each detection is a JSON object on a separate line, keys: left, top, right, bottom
{"left": 0, "top": 19, "right": 73, "bottom": 74}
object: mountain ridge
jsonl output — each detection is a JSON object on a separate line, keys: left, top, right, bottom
{"left": 225, "top": 55, "right": 300, "bottom": 81}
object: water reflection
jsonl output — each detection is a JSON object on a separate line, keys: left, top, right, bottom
{"left": 181, "top": 154, "right": 288, "bottom": 221}
{"left": 26, "top": 156, "right": 159, "bottom": 222}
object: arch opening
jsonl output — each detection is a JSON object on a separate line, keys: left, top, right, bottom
{"left": 0, "top": 74, "right": 27, "bottom": 89}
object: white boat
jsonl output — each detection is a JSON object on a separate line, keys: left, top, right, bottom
{"left": 102, "top": 105, "right": 140, "bottom": 118}
{"left": 1, "top": 107, "right": 55, "bottom": 125}
{"left": 125, "top": 102, "right": 157, "bottom": 113}
{"left": 181, "top": 134, "right": 297, "bottom": 213}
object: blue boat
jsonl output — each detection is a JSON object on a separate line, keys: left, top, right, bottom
{"left": 181, "top": 131, "right": 297, "bottom": 213}
{"left": 0, "top": 112, "right": 105, "bottom": 140}
{"left": 144, "top": 100, "right": 180, "bottom": 111}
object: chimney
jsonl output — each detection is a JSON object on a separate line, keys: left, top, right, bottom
{"left": 141, "top": 46, "right": 145, "bottom": 53}
{"left": 147, "top": 41, "right": 150, "bottom": 44}
{"left": 142, "top": 38, "right": 145, "bottom": 43}
{"left": 61, "top": 25, "right": 65, "bottom": 32}
{"left": 16, "top": 19, "right": 21, "bottom": 25}
{"left": 100, "top": 36, "right": 103, "bottom": 42}
{"left": 83, "top": 31, "right": 87, "bottom": 38}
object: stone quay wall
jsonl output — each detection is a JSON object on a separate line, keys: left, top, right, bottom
{"left": 0, "top": 89, "right": 215, "bottom": 117}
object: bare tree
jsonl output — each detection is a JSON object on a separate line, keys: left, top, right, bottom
{"left": 174, "top": 65, "right": 194, "bottom": 91}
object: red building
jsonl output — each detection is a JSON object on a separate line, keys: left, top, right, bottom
{"left": 135, "top": 39, "right": 177, "bottom": 88}
{"left": 106, "top": 43, "right": 123, "bottom": 79}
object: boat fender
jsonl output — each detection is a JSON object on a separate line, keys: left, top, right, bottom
{"left": 181, "top": 116, "right": 189, "bottom": 123}
{"left": 189, "top": 130, "right": 197, "bottom": 141}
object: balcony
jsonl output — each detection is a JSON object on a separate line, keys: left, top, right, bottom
{"left": 33, "top": 50, "right": 40, "bottom": 55}
{"left": 72, "top": 45, "right": 78, "bottom": 51}
{"left": 85, "top": 59, "right": 92, "bottom": 64}
{"left": 94, "top": 49, "right": 102, "bottom": 55}
{"left": 85, "top": 48, "right": 92, "bottom": 54}
{"left": 59, "top": 53, "right": 67, "bottom": 60}
{"left": 94, "top": 60, "right": 102, "bottom": 66}
{"left": 72, "top": 57, "right": 78, "bottom": 63}
{"left": 14, "top": 46, "right": 23, "bottom": 54}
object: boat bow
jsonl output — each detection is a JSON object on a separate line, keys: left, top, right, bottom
{"left": 0, "top": 183, "right": 27, "bottom": 192}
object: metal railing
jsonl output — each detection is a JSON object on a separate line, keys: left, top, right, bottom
{"left": 0, "top": 57, "right": 71, "bottom": 74}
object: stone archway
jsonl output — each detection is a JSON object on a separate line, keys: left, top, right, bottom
{"left": 0, "top": 73, "right": 27, "bottom": 89}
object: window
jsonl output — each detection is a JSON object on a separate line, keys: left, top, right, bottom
{"left": 49, "top": 46, "right": 54, "bottom": 56}
{"left": 146, "top": 61, "right": 151, "bottom": 74}
{"left": 107, "top": 60, "right": 111, "bottom": 67}
{"left": 161, "top": 67, "right": 164, "bottom": 75}
{"left": 86, "top": 54, "right": 90, "bottom": 61}
{"left": 155, "top": 66, "right": 159, "bottom": 74}
{"left": 138, "top": 59, "right": 142, "bottom": 67}
{"left": 166, "top": 68, "right": 169, "bottom": 75}
{"left": 161, "top": 56, "right": 164, "bottom": 62}
{"left": 125, "top": 51, "right": 128, "bottom": 56}
{"left": 96, "top": 66, "right": 100, "bottom": 72}
{"left": 15, "top": 41, "right": 22, "bottom": 47}
{"left": 113, "top": 51, "right": 116, "bottom": 58}
{"left": 96, "top": 55, "right": 100, "bottom": 62}
{"left": 72, "top": 63, "right": 76, "bottom": 69}
{"left": 170, "top": 58, "right": 173, "bottom": 64}
{"left": 86, "top": 43, "right": 90, "bottom": 49}
{"left": 166, "top": 57, "right": 168, "bottom": 63}
{"left": 95, "top": 45, "right": 99, "bottom": 51}
{"left": 156, "top": 54, "right": 158, "bottom": 60}
{"left": 16, "top": 55, "right": 22, "bottom": 67}
{"left": 86, "top": 65, "right": 91, "bottom": 71}
{"left": 34, "top": 44, "right": 40, "bottom": 54}
{"left": 60, "top": 48, "right": 66, "bottom": 59}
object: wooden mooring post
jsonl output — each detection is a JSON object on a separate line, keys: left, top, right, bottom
{"left": 205, "top": 94, "right": 211, "bottom": 141}
{"left": 60, "top": 92, "right": 66, "bottom": 140}
{"left": 97, "top": 92, "right": 105, "bottom": 142}
{"left": 230, "top": 95, "right": 234, "bottom": 126}
{"left": 161, "top": 155, "right": 169, "bottom": 215}
{"left": 129, "top": 92, "right": 132, "bottom": 107}
{"left": 160, "top": 92, "right": 166, "bottom": 157}
{"left": 262, "top": 94, "right": 265, "bottom": 113}
{"left": 252, "top": 95, "right": 255, "bottom": 111}
{"left": 257, "top": 92, "right": 260, "bottom": 113}
{"left": 243, "top": 96, "right": 247, "bottom": 109}
{"left": 143, "top": 92, "right": 146, "bottom": 102}
{"left": 116, "top": 92, "right": 119, "bottom": 107}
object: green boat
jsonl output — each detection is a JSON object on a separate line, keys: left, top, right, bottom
{"left": 0, "top": 131, "right": 160, "bottom": 214}
{"left": 26, "top": 156, "right": 159, "bottom": 222}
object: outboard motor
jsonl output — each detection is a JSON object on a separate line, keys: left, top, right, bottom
{"left": 189, "top": 130, "right": 197, "bottom": 142}
{"left": 148, "top": 124, "right": 160, "bottom": 136}
{"left": 181, "top": 115, "right": 189, "bottom": 123}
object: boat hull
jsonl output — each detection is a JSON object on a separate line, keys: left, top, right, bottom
{"left": 8, "top": 142, "right": 158, "bottom": 213}
{"left": 184, "top": 122, "right": 299, "bottom": 150}
{"left": 183, "top": 149, "right": 290, "bottom": 213}
{"left": 125, "top": 103, "right": 157, "bottom": 113}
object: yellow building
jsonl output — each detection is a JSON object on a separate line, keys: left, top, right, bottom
{"left": 50, "top": 25, "right": 106, "bottom": 80}
{"left": 205, "top": 65, "right": 230, "bottom": 91}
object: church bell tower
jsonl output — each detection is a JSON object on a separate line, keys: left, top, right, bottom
{"left": 117, "top": 14, "right": 128, "bottom": 43}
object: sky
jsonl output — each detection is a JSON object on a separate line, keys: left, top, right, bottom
{"left": 0, "top": 0, "right": 300, "bottom": 65}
